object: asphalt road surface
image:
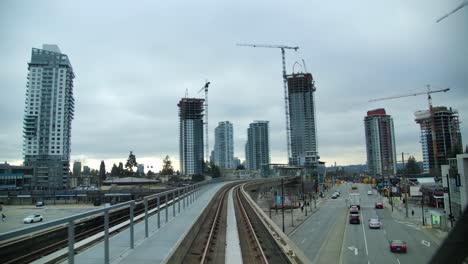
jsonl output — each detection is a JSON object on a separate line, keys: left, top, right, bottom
{"left": 290, "top": 183, "right": 440, "bottom": 264}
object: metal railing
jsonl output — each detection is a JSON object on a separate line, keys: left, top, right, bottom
{"left": 0, "top": 181, "right": 209, "bottom": 264}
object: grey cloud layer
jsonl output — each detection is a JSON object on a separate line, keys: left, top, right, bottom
{"left": 0, "top": 0, "right": 467, "bottom": 167}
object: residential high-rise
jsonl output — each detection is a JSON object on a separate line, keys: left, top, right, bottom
{"left": 287, "top": 73, "right": 318, "bottom": 165}
{"left": 214, "top": 121, "right": 234, "bottom": 169}
{"left": 178, "top": 98, "right": 204, "bottom": 175}
{"left": 415, "top": 106, "right": 462, "bottom": 174}
{"left": 364, "top": 109, "right": 397, "bottom": 177}
{"left": 245, "top": 121, "right": 270, "bottom": 170}
{"left": 23, "top": 45, "right": 75, "bottom": 189}
{"left": 137, "top": 164, "right": 145, "bottom": 174}
{"left": 72, "top": 161, "right": 81, "bottom": 177}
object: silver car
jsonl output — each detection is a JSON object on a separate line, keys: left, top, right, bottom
{"left": 368, "top": 218, "right": 382, "bottom": 229}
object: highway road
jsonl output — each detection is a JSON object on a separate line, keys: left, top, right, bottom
{"left": 341, "top": 183, "right": 438, "bottom": 264}
{"left": 290, "top": 183, "right": 440, "bottom": 264}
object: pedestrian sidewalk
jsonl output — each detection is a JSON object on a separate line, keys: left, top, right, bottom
{"left": 382, "top": 196, "right": 449, "bottom": 245}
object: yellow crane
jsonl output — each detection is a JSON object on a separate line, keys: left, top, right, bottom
{"left": 237, "top": 43, "right": 299, "bottom": 161}
{"left": 369, "top": 85, "right": 450, "bottom": 176}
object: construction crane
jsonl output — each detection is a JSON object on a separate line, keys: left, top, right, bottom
{"left": 198, "top": 81, "right": 211, "bottom": 164}
{"left": 237, "top": 43, "right": 299, "bottom": 162}
{"left": 437, "top": 0, "right": 468, "bottom": 23}
{"left": 369, "top": 86, "right": 450, "bottom": 176}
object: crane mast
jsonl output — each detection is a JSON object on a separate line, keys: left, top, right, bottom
{"left": 198, "top": 81, "right": 210, "bottom": 166}
{"left": 369, "top": 86, "right": 450, "bottom": 176}
{"left": 237, "top": 43, "right": 299, "bottom": 163}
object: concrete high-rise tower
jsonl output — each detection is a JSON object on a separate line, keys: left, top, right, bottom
{"left": 364, "top": 109, "right": 397, "bottom": 177}
{"left": 178, "top": 98, "right": 204, "bottom": 175}
{"left": 287, "top": 73, "right": 318, "bottom": 166}
{"left": 415, "top": 106, "right": 462, "bottom": 174}
{"left": 23, "top": 45, "right": 75, "bottom": 189}
{"left": 214, "top": 121, "right": 234, "bottom": 169}
{"left": 245, "top": 121, "right": 270, "bottom": 170}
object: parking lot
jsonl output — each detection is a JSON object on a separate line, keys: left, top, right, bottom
{"left": 0, "top": 204, "right": 101, "bottom": 234}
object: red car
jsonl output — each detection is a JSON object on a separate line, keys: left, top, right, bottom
{"left": 389, "top": 240, "right": 407, "bottom": 253}
{"left": 375, "top": 202, "right": 384, "bottom": 209}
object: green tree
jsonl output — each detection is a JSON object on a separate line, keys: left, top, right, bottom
{"left": 118, "top": 162, "right": 125, "bottom": 177}
{"left": 99, "top": 160, "right": 106, "bottom": 185}
{"left": 465, "top": 144, "right": 468, "bottom": 153}
{"left": 205, "top": 161, "right": 221, "bottom": 178}
{"left": 405, "top": 156, "right": 421, "bottom": 175}
{"left": 111, "top": 163, "right": 118, "bottom": 176}
{"left": 236, "top": 164, "right": 245, "bottom": 170}
{"left": 160, "top": 155, "right": 174, "bottom": 175}
{"left": 192, "top": 174, "right": 205, "bottom": 182}
{"left": 147, "top": 170, "right": 155, "bottom": 177}
{"left": 125, "top": 151, "right": 138, "bottom": 174}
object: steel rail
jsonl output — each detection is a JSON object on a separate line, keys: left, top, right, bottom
{"left": 235, "top": 186, "right": 269, "bottom": 263}
{"left": 200, "top": 185, "right": 229, "bottom": 263}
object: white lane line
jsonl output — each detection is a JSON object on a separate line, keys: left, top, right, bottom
{"left": 383, "top": 229, "right": 387, "bottom": 235}
{"left": 360, "top": 210, "right": 369, "bottom": 256}
{"left": 397, "top": 257, "right": 401, "bottom": 264}
{"left": 354, "top": 247, "right": 358, "bottom": 255}
{"left": 301, "top": 238, "right": 307, "bottom": 244}
{"left": 422, "top": 240, "right": 431, "bottom": 247}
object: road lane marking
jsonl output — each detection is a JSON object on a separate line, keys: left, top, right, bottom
{"left": 301, "top": 238, "right": 307, "bottom": 244}
{"left": 383, "top": 229, "right": 387, "bottom": 234}
{"left": 422, "top": 240, "right": 431, "bottom": 247}
{"left": 360, "top": 211, "right": 369, "bottom": 256}
{"left": 397, "top": 258, "right": 401, "bottom": 264}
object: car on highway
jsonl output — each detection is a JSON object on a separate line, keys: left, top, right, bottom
{"left": 367, "top": 190, "right": 373, "bottom": 195}
{"left": 23, "top": 214, "right": 43, "bottom": 223}
{"left": 334, "top": 191, "right": 340, "bottom": 197}
{"left": 331, "top": 193, "right": 338, "bottom": 199}
{"left": 36, "top": 201, "right": 45, "bottom": 207}
{"left": 389, "top": 240, "right": 407, "bottom": 253}
{"left": 375, "top": 202, "right": 384, "bottom": 209}
{"left": 349, "top": 206, "right": 360, "bottom": 224}
{"left": 368, "top": 218, "right": 382, "bottom": 229}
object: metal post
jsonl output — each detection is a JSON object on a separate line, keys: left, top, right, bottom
{"left": 165, "top": 193, "right": 168, "bottom": 223}
{"left": 291, "top": 197, "right": 294, "bottom": 227}
{"left": 104, "top": 210, "right": 109, "bottom": 264}
{"left": 178, "top": 188, "right": 181, "bottom": 213}
{"left": 144, "top": 198, "right": 148, "bottom": 238}
{"left": 130, "top": 202, "right": 134, "bottom": 249}
{"left": 422, "top": 193, "right": 426, "bottom": 226}
{"left": 157, "top": 196, "right": 160, "bottom": 229}
{"left": 281, "top": 178, "right": 285, "bottom": 233}
{"left": 68, "top": 220, "right": 75, "bottom": 264}
{"left": 183, "top": 188, "right": 186, "bottom": 209}
{"left": 446, "top": 173, "right": 455, "bottom": 227}
{"left": 173, "top": 191, "right": 176, "bottom": 217}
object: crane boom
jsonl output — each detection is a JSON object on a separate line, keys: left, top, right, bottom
{"left": 236, "top": 43, "right": 299, "bottom": 50}
{"left": 437, "top": 0, "right": 468, "bottom": 23}
{"left": 368, "top": 88, "right": 449, "bottom": 102}
{"left": 198, "top": 81, "right": 210, "bottom": 165}
{"left": 237, "top": 42, "right": 299, "bottom": 162}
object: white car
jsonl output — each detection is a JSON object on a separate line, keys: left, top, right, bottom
{"left": 24, "top": 214, "right": 43, "bottom": 223}
{"left": 368, "top": 218, "right": 382, "bottom": 229}
{"left": 367, "top": 190, "right": 373, "bottom": 195}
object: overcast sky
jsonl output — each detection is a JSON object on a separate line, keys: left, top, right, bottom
{"left": 1, "top": 0, "right": 467, "bottom": 172}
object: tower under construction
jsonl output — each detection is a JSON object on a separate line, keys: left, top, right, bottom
{"left": 287, "top": 73, "right": 319, "bottom": 167}
{"left": 415, "top": 106, "right": 462, "bottom": 174}
{"left": 178, "top": 98, "right": 205, "bottom": 175}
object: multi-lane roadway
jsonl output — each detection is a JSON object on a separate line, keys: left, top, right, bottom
{"left": 291, "top": 183, "right": 440, "bottom": 264}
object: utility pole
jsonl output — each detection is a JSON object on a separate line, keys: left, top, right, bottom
{"left": 402, "top": 152, "right": 409, "bottom": 218}
{"left": 281, "top": 178, "right": 285, "bottom": 233}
